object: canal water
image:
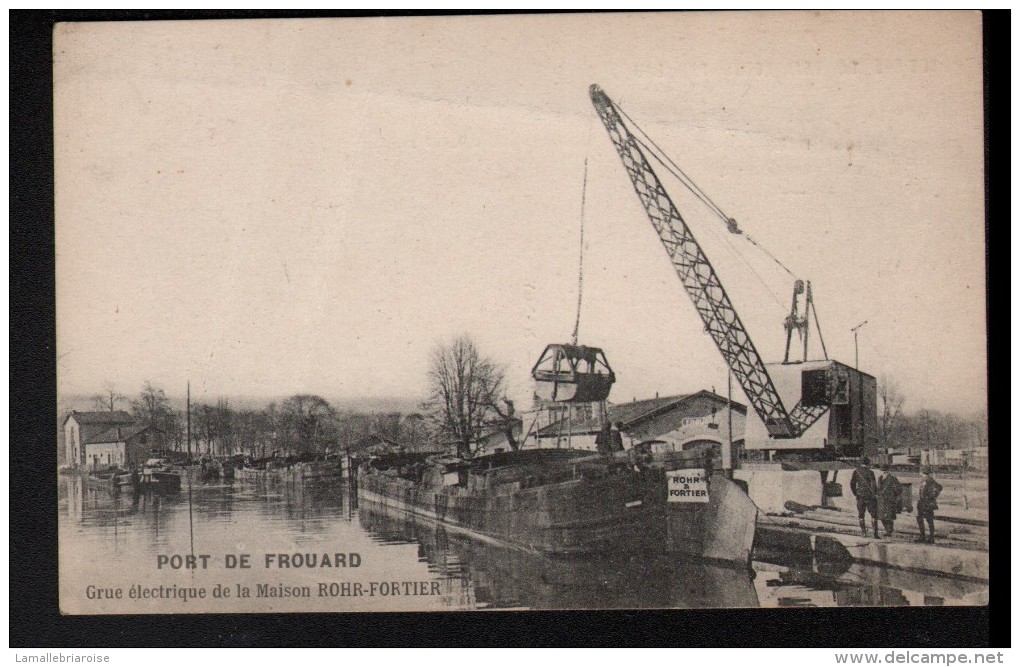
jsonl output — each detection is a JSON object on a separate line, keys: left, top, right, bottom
{"left": 58, "top": 475, "right": 985, "bottom": 614}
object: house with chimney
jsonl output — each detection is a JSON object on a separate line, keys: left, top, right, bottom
{"left": 63, "top": 411, "right": 162, "bottom": 470}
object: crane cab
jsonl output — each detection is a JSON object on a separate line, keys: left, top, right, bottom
{"left": 531, "top": 344, "right": 615, "bottom": 403}
{"left": 744, "top": 359, "right": 877, "bottom": 457}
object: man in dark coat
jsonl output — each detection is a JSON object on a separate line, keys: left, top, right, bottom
{"left": 850, "top": 455, "right": 879, "bottom": 538}
{"left": 595, "top": 421, "right": 625, "bottom": 455}
{"left": 916, "top": 466, "right": 943, "bottom": 544}
{"left": 876, "top": 464, "right": 903, "bottom": 537}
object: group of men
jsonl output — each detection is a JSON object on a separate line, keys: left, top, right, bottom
{"left": 849, "top": 456, "right": 943, "bottom": 544}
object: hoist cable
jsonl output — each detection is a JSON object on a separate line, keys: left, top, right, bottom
{"left": 631, "top": 133, "right": 787, "bottom": 309}
{"left": 571, "top": 158, "right": 589, "bottom": 346}
{"left": 742, "top": 234, "right": 798, "bottom": 279}
{"left": 616, "top": 103, "right": 729, "bottom": 223}
{"left": 677, "top": 190, "right": 788, "bottom": 311}
{"left": 633, "top": 126, "right": 799, "bottom": 282}
{"left": 615, "top": 99, "right": 800, "bottom": 281}
{"left": 810, "top": 293, "right": 830, "bottom": 360}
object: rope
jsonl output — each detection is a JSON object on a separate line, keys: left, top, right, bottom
{"left": 810, "top": 290, "right": 830, "bottom": 360}
{"left": 617, "top": 104, "right": 729, "bottom": 222}
{"left": 571, "top": 158, "right": 588, "bottom": 346}
{"left": 649, "top": 157, "right": 787, "bottom": 311}
{"left": 614, "top": 99, "right": 800, "bottom": 281}
{"left": 743, "top": 234, "right": 798, "bottom": 279}
{"left": 521, "top": 410, "right": 542, "bottom": 448}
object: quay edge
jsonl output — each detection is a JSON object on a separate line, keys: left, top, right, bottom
{"left": 756, "top": 524, "right": 989, "bottom": 583}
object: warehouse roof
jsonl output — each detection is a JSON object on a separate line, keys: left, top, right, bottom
{"left": 63, "top": 410, "right": 135, "bottom": 427}
{"left": 537, "top": 390, "right": 745, "bottom": 438}
{"left": 86, "top": 423, "right": 154, "bottom": 445}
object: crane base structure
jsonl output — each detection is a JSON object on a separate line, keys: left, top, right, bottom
{"left": 743, "top": 360, "right": 877, "bottom": 459}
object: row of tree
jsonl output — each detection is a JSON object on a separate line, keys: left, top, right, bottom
{"left": 87, "top": 340, "right": 987, "bottom": 460}
{"left": 878, "top": 378, "right": 987, "bottom": 450}
{"left": 93, "top": 383, "right": 431, "bottom": 458}
{"left": 89, "top": 334, "right": 519, "bottom": 459}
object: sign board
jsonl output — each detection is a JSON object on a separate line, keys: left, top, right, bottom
{"left": 667, "top": 469, "right": 709, "bottom": 503}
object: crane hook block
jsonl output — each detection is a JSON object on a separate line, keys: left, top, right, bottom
{"left": 726, "top": 218, "right": 742, "bottom": 234}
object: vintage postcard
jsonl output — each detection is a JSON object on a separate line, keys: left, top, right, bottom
{"left": 55, "top": 12, "right": 987, "bottom": 614}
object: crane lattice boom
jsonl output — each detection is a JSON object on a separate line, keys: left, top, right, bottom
{"left": 589, "top": 84, "right": 827, "bottom": 438}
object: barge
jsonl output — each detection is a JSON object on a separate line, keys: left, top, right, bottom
{"left": 139, "top": 458, "right": 182, "bottom": 492}
{"left": 358, "top": 449, "right": 666, "bottom": 556}
{"left": 71, "top": 461, "right": 181, "bottom": 495}
{"left": 236, "top": 458, "right": 345, "bottom": 484}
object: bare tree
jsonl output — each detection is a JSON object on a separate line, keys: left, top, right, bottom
{"left": 400, "top": 413, "right": 433, "bottom": 452}
{"left": 941, "top": 412, "right": 965, "bottom": 449}
{"left": 165, "top": 409, "right": 184, "bottom": 452}
{"left": 335, "top": 411, "right": 375, "bottom": 452}
{"left": 371, "top": 413, "right": 404, "bottom": 442}
{"left": 487, "top": 396, "right": 520, "bottom": 452}
{"left": 877, "top": 376, "right": 905, "bottom": 448}
{"left": 131, "top": 381, "right": 173, "bottom": 430}
{"left": 194, "top": 403, "right": 217, "bottom": 456}
{"left": 130, "top": 381, "right": 178, "bottom": 454}
{"left": 915, "top": 409, "right": 937, "bottom": 449}
{"left": 234, "top": 409, "right": 266, "bottom": 458}
{"left": 214, "top": 398, "right": 235, "bottom": 455}
{"left": 972, "top": 410, "right": 987, "bottom": 448}
{"left": 424, "top": 334, "right": 508, "bottom": 457}
{"left": 278, "top": 394, "right": 339, "bottom": 456}
{"left": 91, "top": 382, "right": 127, "bottom": 411}
{"left": 477, "top": 355, "right": 520, "bottom": 451}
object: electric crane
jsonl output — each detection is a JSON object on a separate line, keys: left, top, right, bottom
{"left": 589, "top": 84, "right": 876, "bottom": 457}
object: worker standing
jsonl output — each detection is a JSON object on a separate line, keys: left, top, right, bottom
{"left": 596, "top": 421, "right": 625, "bottom": 456}
{"left": 915, "top": 466, "right": 943, "bottom": 544}
{"left": 876, "top": 464, "right": 903, "bottom": 537}
{"left": 850, "top": 455, "right": 880, "bottom": 538}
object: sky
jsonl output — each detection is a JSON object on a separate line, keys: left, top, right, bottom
{"left": 54, "top": 11, "right": 986, "bottom": 415}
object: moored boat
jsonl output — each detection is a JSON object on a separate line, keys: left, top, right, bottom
{"left": 296, "top": 459, "right": 344, "bottom": 481}
{"left": 234, "top": 456, "right": 344, "bottom": 484}
{"left": 140, "top": 458, "right": 182, "bottom": 492}
{"left": 358, "top": 449, "right": 666, "bottom": 556}
{"left": 79, "top": 470, "right": 121, "bottom": 492}
{"left": 114, "top": 469, "right": 138, "bottom": 490}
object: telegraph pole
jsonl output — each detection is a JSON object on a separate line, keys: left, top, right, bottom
{"left": 724, "top": 371, "right": 734, "bottom": 475}
{"left": 851, "top": 321, "right": 868, "bottom": 369}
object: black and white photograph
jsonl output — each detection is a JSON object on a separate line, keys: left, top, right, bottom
{"left": 51, "top": 11, "right": 988, "bottom": 615}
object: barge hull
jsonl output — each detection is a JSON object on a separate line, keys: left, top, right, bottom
{"left": 359, "top": 464, "right": 666, "bottom": 557}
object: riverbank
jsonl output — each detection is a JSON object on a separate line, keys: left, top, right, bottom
{"left": 741, "top": 465, "right": 989, "bottom": 583}
{"left": 754, "top": 502, "right": 988, "bottom": 582}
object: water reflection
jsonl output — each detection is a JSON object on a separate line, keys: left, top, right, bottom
{"left": 58, "top": 475, "right": 985, "bottom": 612}
{"left": 358, "top": 498, "right": 759, "bottom": 609}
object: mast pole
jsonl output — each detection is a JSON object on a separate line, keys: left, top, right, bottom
{"left": 186, "top": 380, "right": 191, "bottom": 459}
